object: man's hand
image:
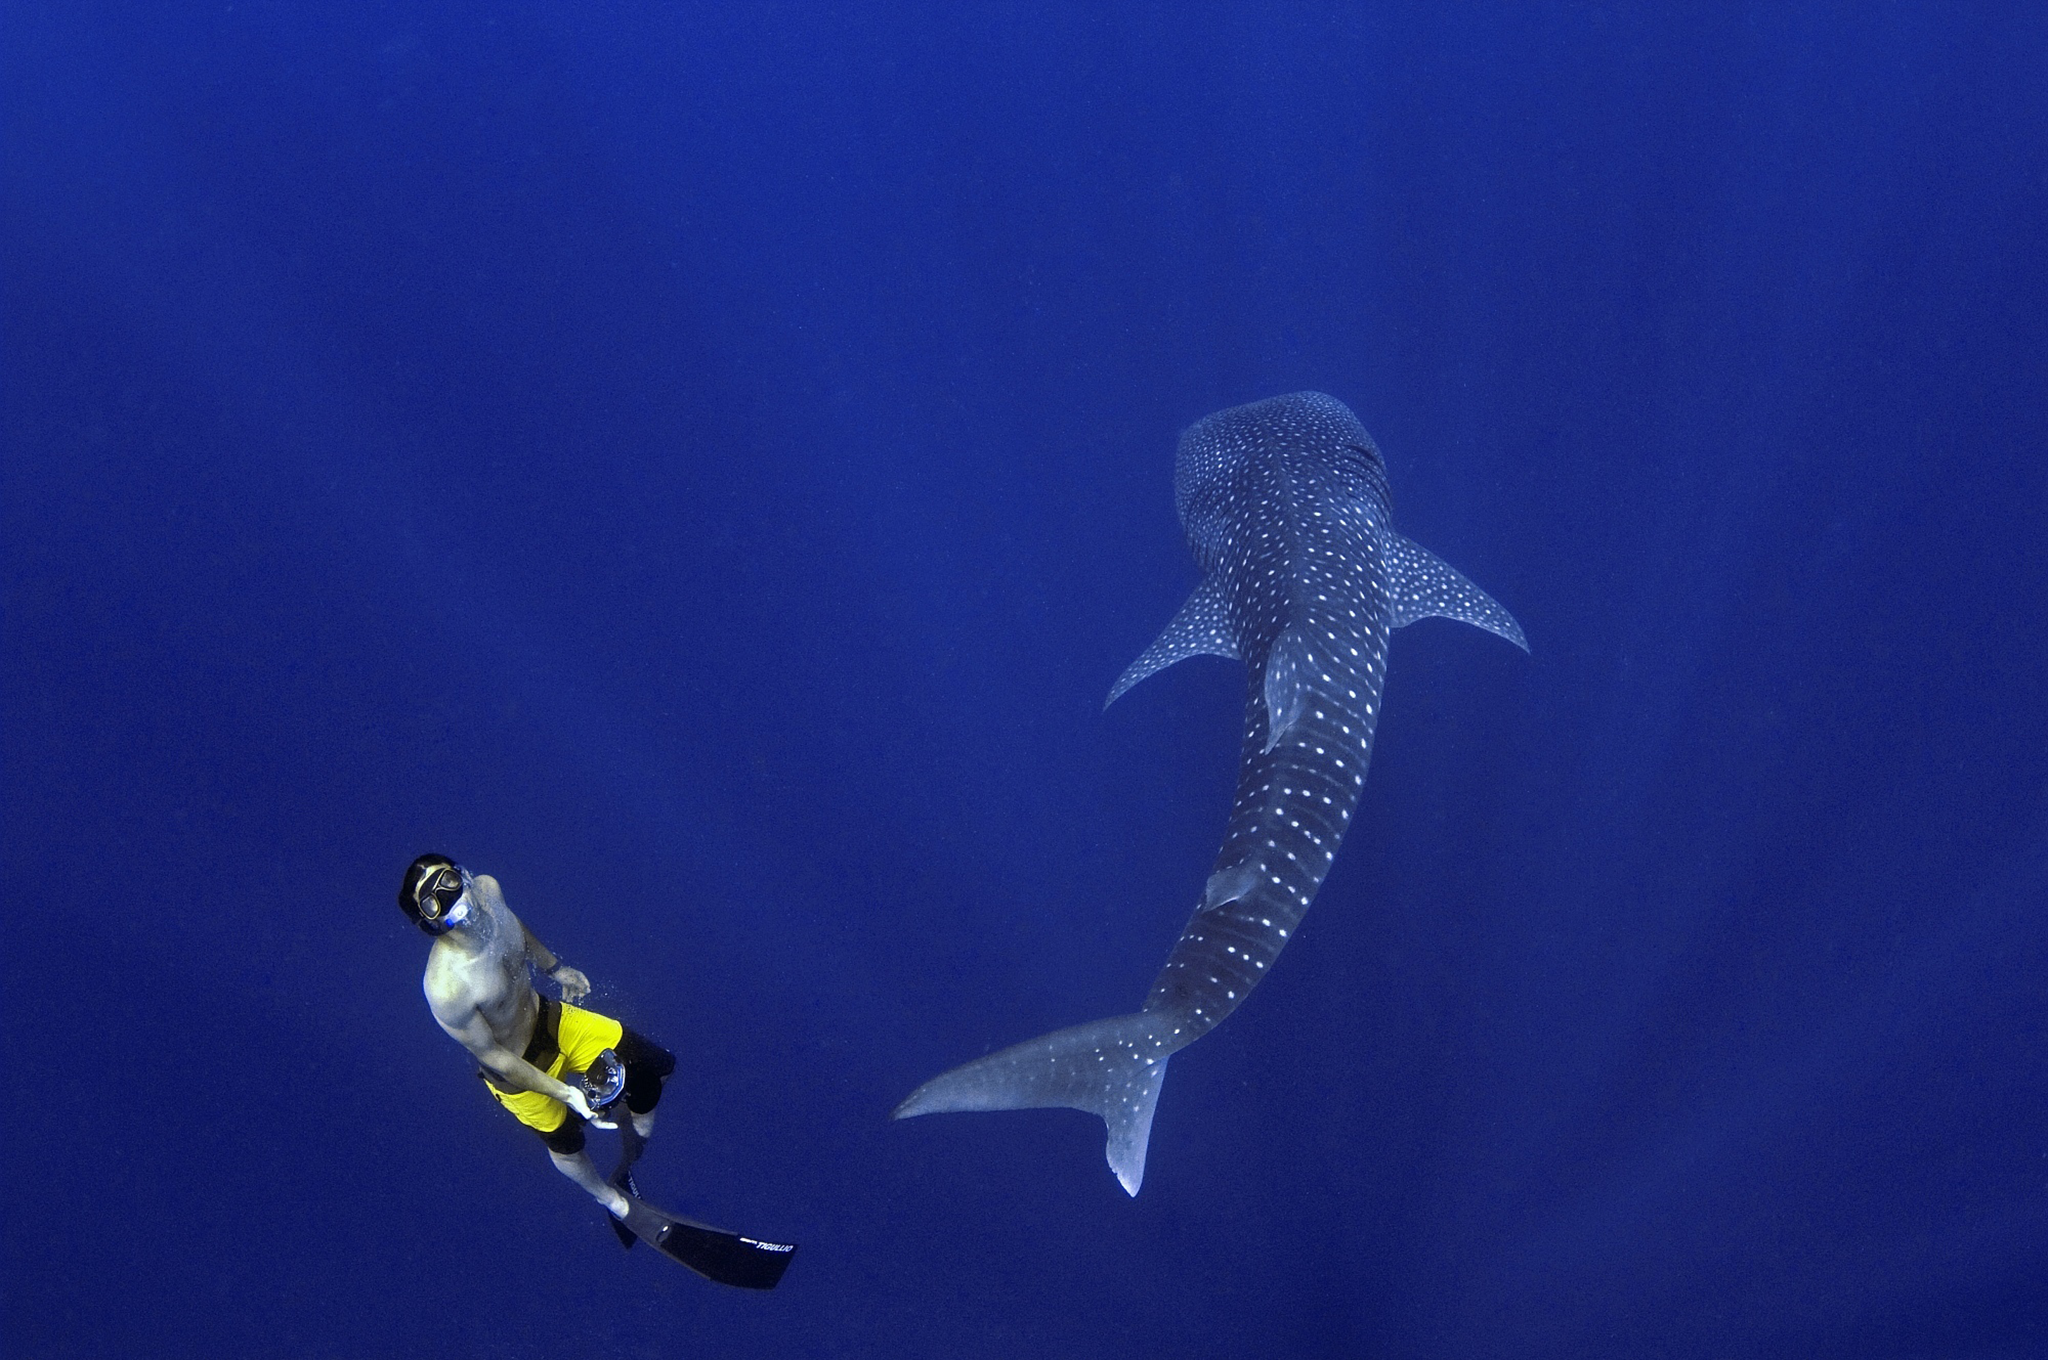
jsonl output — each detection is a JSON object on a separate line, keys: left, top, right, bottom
{"left": 561, "top": 1085, "right": 597, "bottom": 1122}
{"left": 551, "top": 965, "right": 592, "bottom": 1004}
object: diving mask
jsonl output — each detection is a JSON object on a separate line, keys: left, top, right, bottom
{"left": 416, "top": 863, "right": 475, "bottom": 933}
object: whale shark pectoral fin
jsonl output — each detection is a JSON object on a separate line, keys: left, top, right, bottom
{"left": 894, "top": 1013, "right": 1180, "bottom": 1196}
{"left": 1107, "top": 576, "right": 1239, "bottom": 708}
{"left": 1384, "top": 533, "right": 1529, "bottom": 652}
{"left": 1261, "top": 624, "right": 1313, "bottom": 753}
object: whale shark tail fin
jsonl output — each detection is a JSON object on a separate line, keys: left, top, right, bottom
{"left": 893, "top": 1012, "right": 1181, "bottom": 1195}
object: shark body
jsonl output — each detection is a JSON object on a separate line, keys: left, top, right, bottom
{"left": 894, "top": 392, "right": 1526, "bottom": 1194}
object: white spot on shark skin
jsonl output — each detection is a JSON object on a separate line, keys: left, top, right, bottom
{"left": 895, "top": 392, "right": 1524, "bottom": 1197}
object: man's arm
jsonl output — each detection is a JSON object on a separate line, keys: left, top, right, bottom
{"left": 434, "top": 1003, "right": 596, "bottom": 1119}
{"left": 475, "top": 877, "right": 593, "bottom": 1003}
{"left": 520, "top": 923, "right": 591, "bottom": 1003}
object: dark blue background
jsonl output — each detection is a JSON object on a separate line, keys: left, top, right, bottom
{"left": 7, "top": 3, "right": 2046, "bottom": 1356}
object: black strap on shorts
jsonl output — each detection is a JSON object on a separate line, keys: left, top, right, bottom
{"left": 526, "top": 996, "right": 563, "bottom": 1070}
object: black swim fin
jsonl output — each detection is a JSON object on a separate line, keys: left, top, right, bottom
{"left": 607, "top": 1166, "right": 639, "bottom": 1250}
{"left": 616, "top": 1195, "right": 797, "bottom": 1290}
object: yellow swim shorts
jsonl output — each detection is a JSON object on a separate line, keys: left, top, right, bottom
{"left": 484, "top": 998, "right": 624, "bottom": 1134}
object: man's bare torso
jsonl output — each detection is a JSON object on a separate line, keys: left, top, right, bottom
{"left": 423, "top": 874, "right": 539, "bottom": 1060}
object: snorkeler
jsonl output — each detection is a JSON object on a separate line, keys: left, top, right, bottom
{"left": 400, "top": 854, "right": 674, "bottom": 1219}
{"left": 399, "top": 854, "right": 795, "bottom": 1288}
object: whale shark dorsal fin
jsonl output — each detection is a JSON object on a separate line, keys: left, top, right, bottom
{"left": 1201, "top": 861, "right": 1262, "bottom": 912}
{"left": 1385, "top": 533, "right": 1529, "bottom": 652}
{"left": 1106, "top": 575, "right": 1239, "bottom": 708}
{"left": 1261, "top": 624, "right": 1313, "bottom": 753}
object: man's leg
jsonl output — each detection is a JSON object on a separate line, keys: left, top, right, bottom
{"left": 550, "top": 1147, "right": 630, "bottom": 1217}
{"left": 615, "top": 1029, "right": 675, "bottom": 1163}
{"left": 539, "top": 1119, "right": 628, "bottom": 1217}
{"left": 618, "top": 1112, "right": 649, "bottom": 1169}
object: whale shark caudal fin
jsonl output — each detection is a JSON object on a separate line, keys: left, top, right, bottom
{"left": 1106, "top": 576, "right": 1239, "bottom": 708}
{"left": 892, "top": 1012, "right": 1180, "bottom": 1195}
{"left": 1384, "top": 533, "right": 1529, "bottom": 651}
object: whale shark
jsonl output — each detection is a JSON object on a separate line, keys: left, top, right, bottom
{"left": 894, "top": 392, "right": 1526, "bottom": 1194}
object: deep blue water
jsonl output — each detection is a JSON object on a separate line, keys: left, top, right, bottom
{"left": 7, "top": 3, "right": 2047, "bottom": 1356}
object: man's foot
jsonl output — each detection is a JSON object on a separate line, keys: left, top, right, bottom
{"left": 607, "top": 1165, "right": 640, "bottom": 1249}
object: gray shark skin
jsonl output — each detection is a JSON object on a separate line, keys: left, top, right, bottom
{"left": 894, "top": 392, "right": 1526, "bottom": 1195}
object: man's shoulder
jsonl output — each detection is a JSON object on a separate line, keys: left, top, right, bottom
{"left": 473, "top": 874, "right": 512, "bottom": 914}
{"left": 421, "top": 942, "right": 472, "bottom": 1014}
